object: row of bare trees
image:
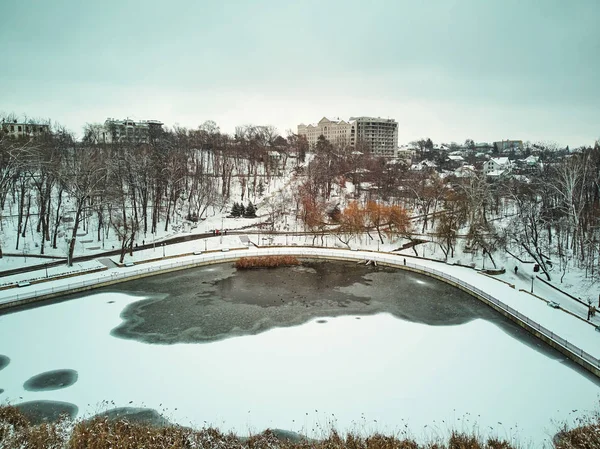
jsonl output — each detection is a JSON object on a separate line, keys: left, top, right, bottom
{"left": 1, "top": 120, "right": 307, "bottom": 264}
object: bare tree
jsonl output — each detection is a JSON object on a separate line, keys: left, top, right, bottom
{"left": 59, "top": 143, "right": 108, "bottom": 266}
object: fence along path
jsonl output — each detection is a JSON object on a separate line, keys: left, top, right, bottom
{"left": 2, "top": 246, "right": 599, "bottom": 373}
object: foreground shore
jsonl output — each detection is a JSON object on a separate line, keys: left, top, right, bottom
{"left": 1, "top": 403, "right": 598, "bottom": 449}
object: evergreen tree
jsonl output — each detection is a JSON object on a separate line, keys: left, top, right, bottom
{"left": 257, "top": 180, "right": 265, "bottom": 196}
{"left": 239, "top": 203, "right": 245, "bottom": 217}
{"left": 244, "top": 202, "right": 256, "bottom": 218}
{"left": 231, "top": 202, "right": 241, "bottom": 217}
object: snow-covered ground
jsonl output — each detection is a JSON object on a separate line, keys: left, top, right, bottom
{"left": 0, "top": 292, "right": 597, "bottom": 447}
{"left": 0, "top": 260, "right": 105, "bottom": 288}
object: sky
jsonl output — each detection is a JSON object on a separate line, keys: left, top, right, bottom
{"left": 1, "top": 0, "right": 599, "bottom": 147}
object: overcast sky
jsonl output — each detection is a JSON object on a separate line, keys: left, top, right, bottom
{"left": 2, "top": 0, "right": 599, "bottom": 147}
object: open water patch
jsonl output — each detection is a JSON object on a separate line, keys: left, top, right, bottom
{"left": 23, "top": 369, "right": 78, "bottom": 391}
{"left": 0, "top": 355, "right": 9, "bottom": 371}
{"left": 109, "top": 260, "right": 503, "bottom": 345}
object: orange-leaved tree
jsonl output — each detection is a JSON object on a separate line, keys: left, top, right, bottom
{"left": 336, "top": 201, "right": 366, "bottom": 248}
{"left": 299, "top": 185, "right": 327, "bottom": 245}
{"left": 365, "top": 201, "right": 387, "bottom": 244}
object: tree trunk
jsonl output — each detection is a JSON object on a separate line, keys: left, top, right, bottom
{"left": 52, "top": 188, "right": 64, "bottom": 249}
{"left": 68, "top": 203, "right": 83, "bottom": 266}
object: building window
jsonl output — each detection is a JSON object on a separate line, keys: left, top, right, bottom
{"left": 10, "top": 125, "right": 14, "bottom": 132}
{"left": 18, "top": 126, "right": 22, "bottom": 132}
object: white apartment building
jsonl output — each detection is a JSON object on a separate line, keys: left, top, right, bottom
{"left": 102, "top": 118, "right": 163, "bottom": 143}
{"left": 297, "top": 116, "right": 398, "bottom": 157}
{"left": 297, "top": 117, "right": 356, "bottom": 148}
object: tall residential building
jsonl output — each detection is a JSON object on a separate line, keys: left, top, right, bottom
{"left": 297, "top": 116, "right": 398, "bottom": 157}
{"left": 102, "top": 118, "right": 163, "bottom": 143}
{"left": 1, "top": 120, "right": 50, "bottom": 138}
{"left": 350, "top": 117, "right": 398, "bottom": 158}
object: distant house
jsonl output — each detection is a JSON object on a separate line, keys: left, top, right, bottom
{"left": 494, "top": 140, "right": 523, "bottom": 153}
{"left": 397, "top": 145, "right": 416, "bottom": 160}
{"left": 474, "top": 143, "right": 494, "bottom": 153}
{"left": 453, "top": 165, "right": 476, "bottom": 178}
{"left": 484, "top": 157, "right": 512, "bottom": 177}
{"left": 1, "top": 120, "right": 50, "bottom": 138}
{"left": 410, "top": 160, "right": 438, "bottom": 171}
{"left": 452, "top": 165, "right": 475, "bottom": 178}
{"left": 523, "top": 155, "right": 539, "bottom": 166}
{"left": 102, "top": 118, "right": 163, "bottom": 144}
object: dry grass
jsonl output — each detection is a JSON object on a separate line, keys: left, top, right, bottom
{"left": 2, "top": 404, "right": 600, "bottom": 448}
{"left": 235, "top": 255, "right": 301, "bottom": 269}
{"left": 0, "top": 405, "right": 518, "bottom": 449}
{"left": 553, "top": 413, "right": 600, "bottom": 449}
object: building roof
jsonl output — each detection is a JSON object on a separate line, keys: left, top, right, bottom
{"left": 490, "top": 157, "right": 510, "bottom": 166}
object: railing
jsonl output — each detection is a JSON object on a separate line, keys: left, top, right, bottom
{"left": 2, "top": 246, "right": 599, "bottom": 370}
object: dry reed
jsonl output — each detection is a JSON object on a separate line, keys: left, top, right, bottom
{"left": 235, "top": 255, "right": 301, "bottom": 269}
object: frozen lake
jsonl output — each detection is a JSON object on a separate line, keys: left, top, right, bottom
{"left": 0, "top": 261, "right": 598, "bottom": 446}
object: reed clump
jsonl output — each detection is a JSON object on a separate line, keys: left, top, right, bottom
{"left": 235, "top": 255, "right": 301, "bottom": 269}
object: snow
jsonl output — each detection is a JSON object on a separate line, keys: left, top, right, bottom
{"left": 0, "top": 293, "right": 597, "bottom": 446}
{"left": 0, "top": 260, "right": 105, "bottom": 288}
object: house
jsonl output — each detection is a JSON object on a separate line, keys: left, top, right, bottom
{"left": 447, "top": 155, "right": 464, "bottom": 163}
{"left": 523, "top": 155, "right": 539, "bottom": 166}
{"left": 474, "top": 143, "right": 494, "bottom": 154}
{"left": 1, "top": 120, "right": 50, "bottom": 138}
{"left": 453, "top": 165, "right": 476, "bottom": 178}
{"left": 410, "top": 160, "right": 438, "bottom": 171}
{"left": 484, "top": 157, "right": 512, "bottom": 176}
{"left": 494, "top": 140, "right": 523, "bottom": 153}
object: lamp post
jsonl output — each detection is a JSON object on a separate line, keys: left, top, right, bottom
{"left": 45, "top": 263, "right": 49, "bottom": 279}
{"left": 531, "top": 275, "right": 534, "bottom": 293}
{"left": 162, "top": 243, "right": 165, "bottom": 258}
{"left": 220, "top": 216, "right": 224, "bottom": 245}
